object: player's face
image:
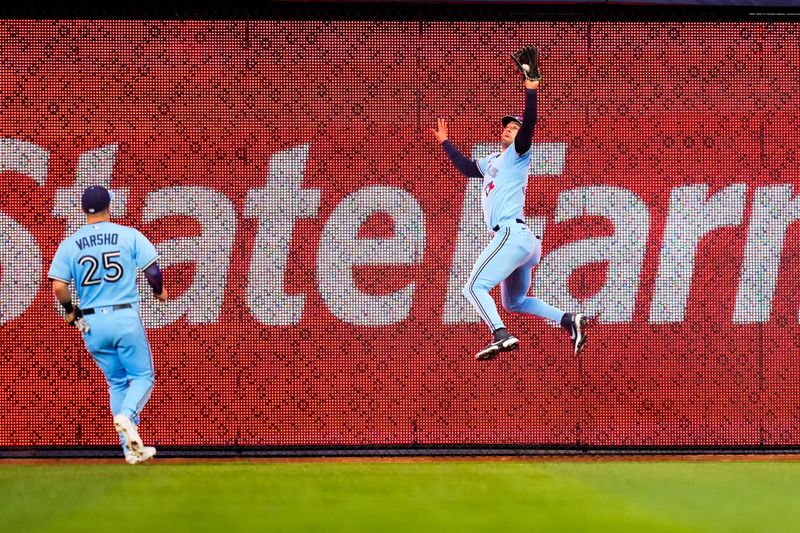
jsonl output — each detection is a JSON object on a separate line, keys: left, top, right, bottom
{"left": 500, "top": 122, "right": 520, "bottom": 148}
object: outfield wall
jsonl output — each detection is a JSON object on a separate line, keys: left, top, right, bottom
{"left": 1, "top": 19, "right": 799, "bottom": 449}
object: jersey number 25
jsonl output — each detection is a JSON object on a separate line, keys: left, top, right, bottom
{"left": 78, "top": 251, "right": 124, "bottom": 286}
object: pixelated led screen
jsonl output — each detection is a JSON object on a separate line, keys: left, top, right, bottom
{"left": 1, "top": 21, "right": 799, "bottom": 448}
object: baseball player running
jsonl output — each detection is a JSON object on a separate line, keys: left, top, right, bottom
{"left": 48, "top": 185, "right": 168, "bottom": 464}
{"left": 430, "top": 46, "right": 589, "bottom": 361}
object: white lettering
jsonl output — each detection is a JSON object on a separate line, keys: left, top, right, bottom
{"left": 0, "top": 213, "right": 42, "bottom": 324}
{"left": 0, "top": 139, "right": 48, "bottom": 323}
{"left": 139, "top": 187, "right": 236, "bottom": 326}
{"left": 651, "top": 184, "right": 746, "bottom": 322}
{"left": 734, "top": 185, "right": 800, "bottom": 323}
{"left": 534, "top": 186, "right": 649, "bottom": 322}
{"left": 245, "top": 144, "right": 320, "bottom": 325}
{"left": 317, "top": 186, "right": 425, "bottom": 326}
{"left": 0, "top": 139, "right": 49, "bottom": 185}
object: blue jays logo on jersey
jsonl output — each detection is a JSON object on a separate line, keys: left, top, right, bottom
{"left": 483, "top": 161, "right": 500, "bottom": 196}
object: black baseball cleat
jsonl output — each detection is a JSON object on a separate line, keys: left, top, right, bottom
{"left": 563, "top": 313, "right": 590, "bottom": 355}
{"left": 475, "top": 328, "right": 520, "bottom": 361}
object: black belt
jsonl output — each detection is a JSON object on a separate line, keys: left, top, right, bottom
{"left": 82, "top": 303, "right": 132, "bottom": 315}
{"left": 492, "top": 219, "right": 526, "bottom": 232}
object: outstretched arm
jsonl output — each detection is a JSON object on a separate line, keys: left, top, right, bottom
{"left": 514, "top": 79, "right": 540, "bottom": 155}
{"left": 429, "top": 118, "right": 482, "bottom": 178}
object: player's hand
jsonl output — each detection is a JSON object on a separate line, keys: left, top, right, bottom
{"left": 65, "top": 307, "right": 90, "bottom": 333}
{"left": 524, "top": 79, "right": 540, "bottom": 90}
{"left": 428, "top": 118, "right": 449, "bottom": 144}
{"left": 72, "top": 317, "right": 90, "bottom": 334}
{"left": 154, "top": 288, "right": 168, "bottom": 302}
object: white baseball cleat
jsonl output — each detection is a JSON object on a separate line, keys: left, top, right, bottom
{"left": 114, "top": 414, "right": 144, "bottom": 456}
{"left": 569, "top": 313, "right": 590, "bottom": 355}
{"left": 125, "top": 446, "right": 156, "bottom": 465}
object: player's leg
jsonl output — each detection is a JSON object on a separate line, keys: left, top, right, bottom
{"left": 500, "top": 237, "right": 591, "bottom": 355}
{"left": 112, "top": 307, "right": 154, "bottom": 458}
{"left": 82, "top": 314, "right": 133, "bottom": 457}
{"left": 463, "top": 227, "right": 523, "bottom": 331}
{"left": 115, "top": 308, "right": 155, "bottom": 421}
{"left": 501, "top": 237, "right": 565, "bottom": 323}
{"left": 463, "top": 226, "right": 533, "bottom": 360}
{"left": 106, "top": 365, "right": 131, "bottom": 455}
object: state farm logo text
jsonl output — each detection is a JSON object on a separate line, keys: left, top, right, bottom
{"left": 0, "top": 139, "right": 795, "bottom": 326}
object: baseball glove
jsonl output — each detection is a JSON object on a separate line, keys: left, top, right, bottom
{"left": 511, "top": 46, "right": 541, "bottom": 82}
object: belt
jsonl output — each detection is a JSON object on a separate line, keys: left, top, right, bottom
{"left": 492, "top": 219, "right": 541, "bottom": 239}
{"left": 82, "top": 303, "right": 132, "bottom": 315}
{"left": 492, "top": 219, "right": 526, "bottom": 232}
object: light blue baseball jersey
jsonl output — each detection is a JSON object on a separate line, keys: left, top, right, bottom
{"left": 477, "top": 146, "right": 532, "bottom": 232}
{"left": 48, "top": 222, "right": 158, "bottom": 309}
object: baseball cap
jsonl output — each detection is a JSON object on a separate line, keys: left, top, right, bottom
{"left": 81, "top": 185, "right": 115, "bottom": 214}
{"left": 502, "top": 115, "right": 523, "bottom": 128}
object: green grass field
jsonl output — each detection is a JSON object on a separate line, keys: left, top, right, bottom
{"left": 2, "top": 459, "right": 799, "bottom": 532}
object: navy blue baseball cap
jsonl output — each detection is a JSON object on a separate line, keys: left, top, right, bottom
{"left": 502, "top": 115, "right": 523, "bottom": 127}
{"left": 81, "top": 185, "right": 114, "bottom": 214}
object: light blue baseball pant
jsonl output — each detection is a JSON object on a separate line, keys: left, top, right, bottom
{"left": 463, "top": 222, "right": 566, "bottom": 332}
{"left": 81, "top": 303, "right": 154, "bottom": 450}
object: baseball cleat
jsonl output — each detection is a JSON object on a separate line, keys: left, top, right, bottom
{"left": 568, "top": 313, "right": 590, "bottom": 355}
{"left": 475, "top": 332, "right": 520, "bottom": 361}
{"left": 114, "top": 414, "right": 144, "bottom": 456}
{"left": 125, "top": 446, "right": 156, "bottom": 465}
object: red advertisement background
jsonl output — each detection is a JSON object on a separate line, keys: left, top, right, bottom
{"left": 1, "top": 21, "right": 799, "bottom": 447}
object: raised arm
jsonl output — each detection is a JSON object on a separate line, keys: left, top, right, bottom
{"left": 429, "top": 118, "right": 482, "bottom": 178}
{"left": 514, "top": 79, "right": 539, "bottom": 155}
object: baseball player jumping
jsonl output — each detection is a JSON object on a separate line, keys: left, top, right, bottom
{"left": 48, "top": 186, "right": 168, "bottom": 464}
{"left": 430, "top": 46, "right": 589, "bottom": 360}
